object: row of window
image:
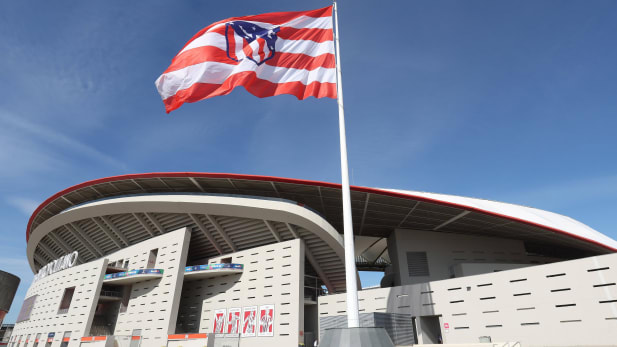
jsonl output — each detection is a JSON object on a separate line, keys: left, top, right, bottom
{"left": 9, "top": 331, "right": 70, "bottom": 347}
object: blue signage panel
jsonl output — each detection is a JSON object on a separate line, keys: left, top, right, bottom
{"left": 184, "top": 263, "right": 244, "bottom": 272}
{"left": 104, "top": 268, "right": 164, "bottom": 280}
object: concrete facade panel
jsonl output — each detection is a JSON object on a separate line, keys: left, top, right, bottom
{"left": 388, "top": 229, "right": 559, "bottom": 285}
{"left": 11, "top": 258, "right": 107, "bottom": 346}
{"left": 107, "top": 227, "right": 191, "bottom": 344}
{"left": 178, "top": 239, "right": 304, "bottom": 346}
{"left": 319, "top": 252, "right": 617, "bottom": 346}
{"left": 11, "top": 228, "right": 191, "bottom": 346}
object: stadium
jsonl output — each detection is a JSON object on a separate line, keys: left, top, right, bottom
{"left": 9, "top": 172, "right": 617, "bottom": 346}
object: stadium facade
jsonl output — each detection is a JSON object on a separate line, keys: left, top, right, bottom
{"left": 9, "top": 172, "right": 617, "bottom": 346}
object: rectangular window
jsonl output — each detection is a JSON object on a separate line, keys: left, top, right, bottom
{"left": 147, "top": 249, "right": 158, "bottom": 268}
{"left": 33, "top": 333, "right": 41, "bottom": 347}
{"left": 221, "top": 257, "right": 232, "bottom": 264}
{"left": 45, "top": 333, "right": 54, "bottom": 347}
{"left": 406, "top": 251, "right": 430, "bottom": 277}
{"left": 58, "top": 287, "right": 76, "bottom": 314}
{"left": 130, "top": 329, "right": 142, "bottom": 347}
{"left": 60, "top": 332, "right": 71, "bottom": 347}
{"left": 16, "top": 295, "right": 37, "bottom": 322}
{"left": 120, "top": 285, "right": 132, "bottom": 313}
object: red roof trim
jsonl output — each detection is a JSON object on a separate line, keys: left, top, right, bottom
{"left": 26, "top": 172, "right": 617, "bottom": 252}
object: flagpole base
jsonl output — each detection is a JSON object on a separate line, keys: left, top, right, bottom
{"left": 318, "top": 327, "right": 395, "bottom": 347}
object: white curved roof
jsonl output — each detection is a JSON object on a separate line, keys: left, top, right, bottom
{"left": 28, "top": 194, "right": 350, "bottom": 292}
{"left": 27, "top": 172, "right": 616, "bottom": 262}
{"left": 385, "top": 188, "right": 617, "bottom": 251}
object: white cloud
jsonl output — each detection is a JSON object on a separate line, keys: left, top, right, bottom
{"left": 0, "top": 131, "right": 64, "bottom": 177}
{"left": 5, "top": 197, "right": 40, "bottom": 216}
{"left": 0, "top": 110, "right": 127, "bottom": 176}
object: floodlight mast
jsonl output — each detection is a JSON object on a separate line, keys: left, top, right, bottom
{"left": 333, "top": 0, "right": 360, "bottom": 329}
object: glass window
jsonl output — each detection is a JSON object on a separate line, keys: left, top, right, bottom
{"left": 33, "top": 333, "right": 41, "bottom": 347}
{"left": 45, "top": 332, "right": 55, "bottom": 347}
{"left": 16, "top": 295, "right": 37, "bottom": 322}
{"left": 147, "top": 249, "right": 158, "bottom": 268}
{"left": 60, "top": 331, "right": 71, "bottom": 347}
{"left": 58, "top": 287, "right": 76, "bottom": 314}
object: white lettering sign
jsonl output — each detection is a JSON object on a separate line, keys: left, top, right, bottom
{"left": 34, "top": 251, "right": 78, "bottom": 282}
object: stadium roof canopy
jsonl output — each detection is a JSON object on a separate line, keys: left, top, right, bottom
{"left": 27, "top": 173, "right": 617, "bottom": 277}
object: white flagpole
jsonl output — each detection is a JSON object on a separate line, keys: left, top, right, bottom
{"left": 333, "top": 0, "right": 360, "bottom": 329}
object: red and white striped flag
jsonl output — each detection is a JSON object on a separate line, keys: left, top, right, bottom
{"left": 155, "top": 6, "right": 336, "bottom": 113}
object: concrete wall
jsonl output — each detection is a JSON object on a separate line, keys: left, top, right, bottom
{"left": 177, "top": 238, "right": 305, "bottom": 347}
{"left": 452, "top": 263, "right": 533, "bottom": 278}
{"left": 388, "top": 229, "right": 558, "bottom": 286}
{"left": 318, "top": 252, "right": 617, "bottom": 346}
{"left": 10, "top": 258, "right": 107, "bottom": 346}
{"left": 11, "top": 228, "right": 191, "bottom": 347}
{"left": 107, "top": 227, "right": 191, "bottom": 344}
{"left": 12, "top": 227, "right": 307, "bottom": 347}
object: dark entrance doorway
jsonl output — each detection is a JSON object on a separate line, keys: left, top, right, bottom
{"left": 417, "top": 315, "right": 442, "bottom": 344}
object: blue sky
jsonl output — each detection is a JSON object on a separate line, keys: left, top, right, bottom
{"left": 1, "top": 1, "right": 616, "bottom": 323}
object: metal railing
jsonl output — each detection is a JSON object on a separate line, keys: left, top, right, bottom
{"left": 100, "top": 290, "right": 122, "bottom": 298}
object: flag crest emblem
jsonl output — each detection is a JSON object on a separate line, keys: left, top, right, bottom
{"left": 156, "top": 6, "right": 336, "bottom": 113}
{"left": 225, "top": 21, "right": 280, "bottom": 65}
